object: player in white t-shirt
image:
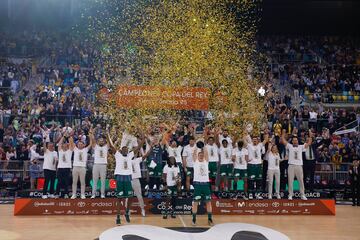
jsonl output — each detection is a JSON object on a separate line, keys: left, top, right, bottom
{"left": 245, "top": 134, "right": 268, "bottom": 199}
{"left": 41, "top": 140, "right": 58, "bottom": 199}
{"left": 266, "top": 140, "right": 282, "bottom": 199}
{"left": 91, "top": 133, "right": 110, "bottom": 199}
{"left": 232, "top": 140, "right": 249, "bottom": 199}
{"left": 204, "top": 136, "right": 219, "bottom": 191}
{"left": 70, "top": 129, "right": 94, "bottom": 200}
{"left": 182, "top": 136, "right": 197, "bottom": 192}
{"left": 55, "top": 132, "right": 75, "bottom": 198}
{"left": 191, "top": 146, "right": 213, "bottom": 226}
{"left": 218, "top": 139, "right": 233, "bottom": 192}
{"left": 281, "top": 131, "right": 312, "bottom": 200}
{"left": 108, "top": 133, "right": 136, "bottom": 225}
{"left": 162, "top": 156, "right": 181, "bottom": 219}
{"left": 166, "top": 140, "right": 184, "bottom": 188}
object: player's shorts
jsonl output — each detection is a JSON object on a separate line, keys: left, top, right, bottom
{"left": 234, "top": 169, "right": 248, "bottom": 178}
{"left": 116, "top": 175, "right": 133, "bottom": 198}
{"left": 147, "top": 161, "right": 163, "bottom": 177}
{"left": 247, "top": 164, "right": 262, "bottom": 180}
{"left": 167, "top": 186, "right": 177, "bottom": 197}
{"left": 186, "top": 167, "right": 194, "bottom": 177}
{"left": 208, "top": 162, "right": 218, "bottom": 178}
{"left": 193, "top": 182, "right": 211, "bottom": 202}
{"left": 220, "top": 164, "right": 233, "bottom": 177}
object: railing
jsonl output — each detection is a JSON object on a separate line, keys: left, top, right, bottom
{"left": 315, "top": 162, "right": 352, "bottom": 186}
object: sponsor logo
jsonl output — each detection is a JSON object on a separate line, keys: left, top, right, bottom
{"left": 281, "top": 210, "right": 289, "bottom": 214}
{"left": 256, "top": 210, "right": 265, "bottom": 213}
{"left": 267, "top": 210, "right": 280, "bottom": 214}
{"left": 290, "top": 210, "right": 301, "bottom": 213}
{"left": 42, "top": 209, "right": 51, "bottom": 215}
{"left": 34, "top": 201, "right": 55, "bottom": 207}
{"left": 91, "top": 202, "right": 113, "bottom": 207}
{"left": 232, "top": 210, "right": 243, "bottom": 213}
{"left": 58, "top": 202, "right": 71, "bottom": 207}
{"left": 54, "top": 211, "right": 65, "bottom": 214}
{"left": 66, "top": 210, "right": 75, "bottom": 215}
{"left": 221, "top": 210, "right": 231, "bottom": 213}
{"left": 248, "top": 202, "right": 268, "bottom": 208}
{"left": 283, "top": 202, "right": 295, "bottom": 207}
{"left": 77, "top": 202, "right": 86, "bottom": 208}
{"left": 297, "top": 202, "right": 315, "bottom": 207}
{"left": 272, "top": 202, "right": 280, "bottom": 208}
{"left": 91, "top": 210, "right": 99, "bottom": 214}
{"left": 244, "top": 210, "right": 255, "bottom": 214}
{"left": 237, "top": 202, "right": 246, "bottom": 208}
{"left": 101, "top": 210, "right": 113, "bottom": 214}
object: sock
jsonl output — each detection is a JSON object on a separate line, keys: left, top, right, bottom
{"left": 126, "top": 208, "right": 129, "bottom": 215}
{"left": 208, "top": 213, "right": 212, "bottom": 220}
{"left": 192, "top": 213, "right": 196, "bottom": 222}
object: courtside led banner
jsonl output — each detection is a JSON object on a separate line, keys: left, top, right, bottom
{"left": 115, "top": 85, "right": 209, "bottom": 110}
{"left": 14, "top": 198, "right": 335, "bottom": 216}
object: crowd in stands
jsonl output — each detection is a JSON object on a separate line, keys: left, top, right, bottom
{"left": 0, "top": 33, "right": 359, "bottom": 201}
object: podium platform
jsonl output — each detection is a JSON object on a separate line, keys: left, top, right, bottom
{"left": 14, "top": 198, "right": 335, "bottom": 216}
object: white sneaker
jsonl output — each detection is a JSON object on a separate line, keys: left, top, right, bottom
{"left": 276, "top": 194, "right": 281, "bottom": 199}
{"left": 145, "top": 185, "right": 149, "bottom": 190}
{"left": 248, "top": 194, "right": 253, "bottom": 200}
{"left": 141, "top": 209, "right": 146, "bottom": 217}
{"left": 101, "top": 195, "right": 105, "bottom": 199}
{"left": 81, "top": 195, "right": 86, "bottom": 199}
{"left": 71, "top": 195, "right": 77, "bottom": 199}
{"left": 42, "top": 195, "right": 48, "bottom": 199}
{"left": 268, "top": 195, "right": 272, "bottom": 200}
{"left": 153, "top": 185, "right": 157, "bottom": 190}
{"left": 256, "top": 195, "right": 263, "bottom": 200}
{"left": 288, "top": 195, "right": 293, "bottom": 200}
{"left": 49, "top": 194, "right": 55, "bottom": 199}
{"left": 159, "top": 184, "right": 164, "bottom": 190}
{"left": 64, "top": 194, "right": 69, "bottom": 199}
{"left": 91, "top": 195, "right": 96, "bottom": 199}
{"left": 301, "top": 195, "right": 308, "bottom": 201}
{"left": 190, "top": 185, "right": 194, "bottom": 190}
{"left": 54, "top": 195, "right": 59, "bottom": 199}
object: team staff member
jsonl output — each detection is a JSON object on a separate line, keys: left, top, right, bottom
{"left": 71, "top": 129, "right": 94, "bottom": 199}
{"left": 91, "top": 134, "right": 110, "bottom": 199}
{"left": 42, "top": 140, "right": 58, "bottom": 199}
{"left": 131, "top": 140, "right": 150, "bottom": 217}
{"left": 349, "top": 159, "right": 360, "bottom": 206}
{"left": 191, "top": 146, "right": 213, "bottom": 226}
{"left": 232, "top": 140, "right": 249, "bottom": 199}
{"left": 55, "top": 132, "right": 74, "bottom": 198}
{"left": 281, "top": 130, "right": 312, "bottom": 200}
{"left": 266, "top": 140, "right": 282, "bottom": 199}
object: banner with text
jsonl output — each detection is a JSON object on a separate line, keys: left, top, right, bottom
{"left": 14, "top": 198, "right": 335, "bottom": 216}
{"left": 115, "top": 85, "right": 209, "bottom": 110}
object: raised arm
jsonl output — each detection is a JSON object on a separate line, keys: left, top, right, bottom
{"left": 69, "top": 134, "right": 75, "bottom": 151}
{"left": 304, "top": 130, "right": 313, "bottom": 149}
{"left": 107, "top": 131, "right": 116, "bottom": 153}
{"left": 281, "top": 132, "right": 288, "bottom": 146}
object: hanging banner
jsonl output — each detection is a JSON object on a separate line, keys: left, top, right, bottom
{"left": 114, "top": 85, "right": 209, "bottom": 110}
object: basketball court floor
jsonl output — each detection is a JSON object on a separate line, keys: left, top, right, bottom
{"left": 1, "top": 205, "right": 360, "bottom": 240}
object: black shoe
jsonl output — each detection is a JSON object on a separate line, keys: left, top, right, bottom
{"left": 208, "top": 219, "right": 214, "bottom": 226}
{"left": 163, "top": 215, "right": 168, "bottom": 219}
{"left": 116, "top": 215, "right": 121, "bottom": 225}
{"left": 125, "top": 214, "right": 130, "bottom": 223}
{"left": 357, "top": 203, "right": 360, "bottom": 206}
{"left": 171, "top": 214, "right": 176, "bottom": 219}
{"left": 352, "top": 203, "right": 356, "bottom": 206}
{"left": 191, "top": 219, "right": 196, "bottom": 226}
